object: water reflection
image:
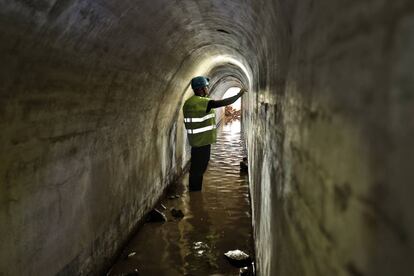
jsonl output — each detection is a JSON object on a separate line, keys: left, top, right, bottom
{"left": 223, "top": 119, "right": 241, "bottom": 135}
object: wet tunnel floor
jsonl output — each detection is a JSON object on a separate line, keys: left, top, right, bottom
{"left": 108, "top": 120, "right": 254, "bottom": 276}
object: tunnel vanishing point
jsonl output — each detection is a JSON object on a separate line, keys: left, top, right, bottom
{"left": 1, "top": 0, "right": 414, "bottom": 275}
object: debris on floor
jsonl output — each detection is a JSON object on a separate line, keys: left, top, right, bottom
{"left": 146, "top": 209, "right": 167, "bottom": 222}
{"left": 240, "top": 157, "right": 248, "bottom": 173}
{"left": 160, "top": 203, "right": 167, "bottom": 210}
{"left": 240, "top": 266, "right": 249, "bottom": 276}
{"left": 239, "top": 264, "right": 255, "bottom": 276}
{"left": 168, "top": 194, "right": 180, "bottom": 199}
{"left": 224, "top": 249, "right": 252, "bottom": 268}
{"left": 125, "top": 252, "right": 136, "bottom": 259}
{"left": 170, "top": 208, "right": 184, "bottom": 219}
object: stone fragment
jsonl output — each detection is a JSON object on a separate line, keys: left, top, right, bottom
{"left": 224, "top": 250, "right": 252, "bottom": 268}
{"left": 239, "top": 264, "right": 255, "bottom": 276}
{"left": 240, "top": 157, "right": 248, "bottom": 173}
{"left": 146, "top": 209, "right": 167, "bottom": 222}
{"left": 127, "top": 252, "right": 136, "bottom": 258}
{"left": 171, "top": 208, "right": 184, "bottom": 218}
{"left": 240, "top": 266, "right": 249, "bottom": 276}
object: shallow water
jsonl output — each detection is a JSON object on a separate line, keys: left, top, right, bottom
{"left": 108, "top": 120, "right": 254, "bottom": 276}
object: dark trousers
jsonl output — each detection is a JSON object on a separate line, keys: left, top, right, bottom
{"left": 189, "top": 144, "right": 211, "bottom": 191}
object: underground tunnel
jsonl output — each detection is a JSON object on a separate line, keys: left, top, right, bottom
{"left": 1, "top": 0, "right": 414, "bottom": 275}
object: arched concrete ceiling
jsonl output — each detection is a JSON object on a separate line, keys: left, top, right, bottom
{"left": 1, "top": 0, "right": 260, "bottom": 84}
{"left": 1, "top": 0, "right": 267, "bottom": 136}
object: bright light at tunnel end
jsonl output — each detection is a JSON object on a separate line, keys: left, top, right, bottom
{"left": 195, "top": 55, "right": 253, "bottom": 88}
{"left": 223, "top": 87, "right": 242, "bottom": 110}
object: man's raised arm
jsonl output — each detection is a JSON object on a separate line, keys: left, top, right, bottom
{"left": 206, "top": 88, "right": 247, "bottom": 113}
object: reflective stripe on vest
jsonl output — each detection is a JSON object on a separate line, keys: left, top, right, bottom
{"left": 186, "top": 124, "right": 216, "bottom": 134}
{"left": 184, "top": 113, "right": 215, "bottom": 123}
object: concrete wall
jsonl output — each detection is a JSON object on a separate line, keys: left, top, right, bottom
{"left": 245, "top": 0, "right": 414, "bottom": 275}
{"left": 0, "top": 2, "right": 193, "bottom": 275}
{"left": 1, "top": 0, "right": 414, "bottom": 275}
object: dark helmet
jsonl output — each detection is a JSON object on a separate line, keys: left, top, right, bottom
{"left": 191, "top": 76, "right": 210, "bottom": 90}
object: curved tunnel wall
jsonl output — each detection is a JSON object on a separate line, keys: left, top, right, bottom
{"left": 244, "top": 1, "right": 414, "bottom": 275}
{"left": 1, "top": 1, "right": 414, "bottom": 276}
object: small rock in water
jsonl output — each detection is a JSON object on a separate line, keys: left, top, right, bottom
{"left": 240, "top": 266, "right": 249, "bottom": 276}
{"left": 123, "top": 251, "right": 136, "bottom": 259}
{"left": 239, "top": 265, "right": 255, "bottom": 276}
{"left": 146, "top": 209, "right": 167, "bottom": 222}
{"left": 127, "top": 252, "right": 136, "bottom": 258}
{"left": 240, "top": 157, "right": 248, "bottom": 173}
{"left": 225, "top": 249, "right": 249, "bottom": 261}
{"left": 171, "top": 208, "right": 184, "bottom": 218}
{"left": 224, "top": 250, "right": 252, "bottom": 268}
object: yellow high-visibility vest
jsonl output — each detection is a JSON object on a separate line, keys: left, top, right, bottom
{"left": 183, "top": 96, "right": 217, "bottom": 147}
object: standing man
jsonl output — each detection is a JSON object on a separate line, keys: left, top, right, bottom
{"left": 183, "top": 76, "right": 247, "bottom": 191}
